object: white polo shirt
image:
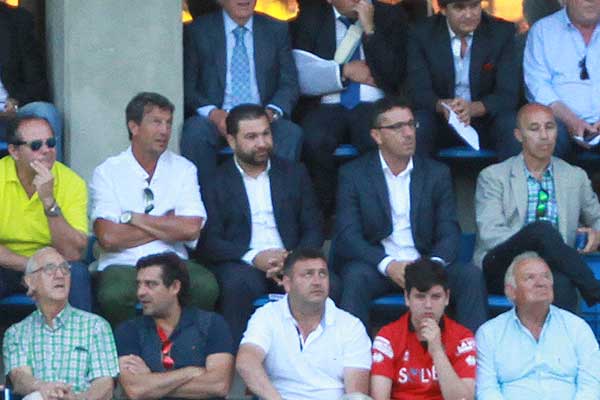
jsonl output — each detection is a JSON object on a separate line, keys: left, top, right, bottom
{"left": 90, "top": 147, "right": 206, "bottom": 270}
{"left": 241, "top": 295, "right": 372, "bottom": 400}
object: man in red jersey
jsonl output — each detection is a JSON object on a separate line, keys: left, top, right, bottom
{"left": 370, "top": 258, "right": 476, "bottom": 400}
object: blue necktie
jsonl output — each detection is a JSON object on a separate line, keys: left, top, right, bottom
{"left": 339, "top": 16, "right": 361, "bottom": 110}
{"left": 231, "top": 26, "right": 252, "bottom": 105}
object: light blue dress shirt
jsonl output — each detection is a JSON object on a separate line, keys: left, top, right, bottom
{"left": 448, "top": 23, "right": 473, "bottom": 102}
{"left": 476, "top": 305, "right": 600, "bottom": 400}
{"left": 524, "top": 8, "right": 600, "bottom": 124}
{"left": 197, "top": 11, "right": 282, "bottom": 117}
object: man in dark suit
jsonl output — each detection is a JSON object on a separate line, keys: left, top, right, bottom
{"left": 199, "top": 104, "right": 325, "bottom": 346}
{"left": 0, "top": 2, "right": 62, "bottom": 159}
{"left": 181, "top": 0, "right": 302, "bottom": 188}
{"left": 290, "top": 0, "right": 408, "bottom": 217}
{"left": 336, "top": 97, "right": 487, "bottom": 332}
{"left": 407, "top": 0, "right": 520, "bottom": 160}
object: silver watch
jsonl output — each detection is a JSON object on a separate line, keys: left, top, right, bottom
{"left": 119, "top": 211, "right": 133, "bottom": 224}
{"left": 45, "top": 202, "right": 62, "bottom": 217}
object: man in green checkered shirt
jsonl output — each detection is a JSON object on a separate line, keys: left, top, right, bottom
{"left": 2, "top": 247, "right": 119, "bottom": 400}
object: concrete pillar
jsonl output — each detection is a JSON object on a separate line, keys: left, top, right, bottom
{"left": 46, "top": 0, "right": 183, "bottom": 181}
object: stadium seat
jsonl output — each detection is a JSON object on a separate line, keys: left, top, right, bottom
{"left": 0, "top": 293, "right": 34, "bottom": 307}
{"left": 581, "top": 254, "right": 600, "bottom": 339}
{"left": 437, "top": 146, "right": 498, "bottom": 160}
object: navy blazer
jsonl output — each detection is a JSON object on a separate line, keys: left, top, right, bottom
{"left": 407, "top": 12, "right": 518, "bottom": 117}
{"left": 290, "top": 0, "right": 408, "bottom": 96}
{"left": 335, "top": 152, "right": 461, "bottom": 267}
{"left": 0, "top": 3, "right": 48, "bottom": 104}
{"left": 200, "top": 156, "right": 324, "bottom": 264}
{"left": 183, "top": 11, "right": 299, "bottom": 117}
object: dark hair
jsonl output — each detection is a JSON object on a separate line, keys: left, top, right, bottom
{"left": 7, "top": 116, "right": 53, "bottom": 145}
{"left": 125, "top": 92, "right": 174, "bottom": 139}
{"left": 438, "top": 0, "right": 480, "bottom": 8}
{"left": 283, "top": 248, "right": 328, "bottom": 276}
{"left": 225, "top": 103, "right": 269, "bottom": 137}
{"left": 371, "top": 96, "right": 413, "bottom": 129}
{"left": 136, "top": 252, "right": 191, "bottom": 306}
{"left": 405, "top": 258, "right": 449, "bottom": 294}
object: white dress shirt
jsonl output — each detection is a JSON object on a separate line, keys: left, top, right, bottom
{"left": 90, "top": 147, "right": 206, "bottom": 270}
{"left": 0, "top": 77, "right": 7, "bottom": 108}
{"left": 320, "top": 6, "right": 384, "bottom": 105}
{"left": 241, "top": 295, "right": 372, "bottom": 400}
{"left": 377, "top": 152, "right": 421, "bottom": 275}
{"left": 234, "top": 158, "right": 285, "bottom": 265}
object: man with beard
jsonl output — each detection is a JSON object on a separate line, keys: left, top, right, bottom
{"left": 199, "top": 104, "right": 325, "bottom": 347}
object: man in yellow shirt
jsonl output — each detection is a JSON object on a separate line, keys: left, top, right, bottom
{"left": 0, "top": 116, "right": 91, "bottom": 310}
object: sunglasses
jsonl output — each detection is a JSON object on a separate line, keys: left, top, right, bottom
{"left": 30, "top": 262, "right": 71, "bottom": 276}
{"left": 13, "top": 137, "right": 57, "bottom": 151}
{"left": 580, "top": 57, "right": 589, "bottom": 80}
{"left": 144, "top": 187, "right": 154, "bottom": 214}
{"left": 157, "top": 325, "right": 174, "bottom": 370}
{"left": 536, "top": 187, "right": 549, "bottom": 219}
{"left": 375, "top": 120, "right": 420, "bottom": 132}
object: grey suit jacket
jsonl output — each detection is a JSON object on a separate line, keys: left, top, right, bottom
{"left": 473, "top": 153, "right": 600, "bottom": 267}
{"left": 183, "top": 11, "right": 299, "bottom": 117}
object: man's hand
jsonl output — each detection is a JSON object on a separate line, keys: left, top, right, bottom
{"left": 342, "top": 60, "right": 375, "bottom": 86}
{"left": 253, "top": 249, "right": 288, "bottom": 274}
{"left": 354, "top": 0, "right": 375, "bottom": 35}
{"left": 209, "top": 109, "right": 228, "bottom": 137}
{"left": 30, "top": 160, "right": 55, "bottom": 209}
{"left": 266, "top": 265, "right": 284, "bottom": 286}
{"left": 449, "top": 98, "right": 471, "bottom": 126}
{"left": 419, "top": 318, "right": 444, "bottom": 355}
{"left": 577, "top": 227, "right": 600, "bottom": 254}
{"left": 566, "top": 116, "right": 596, "bottom": 146}
{"left": 5, "top": 97, "right": 19, "bottom": 113}
{"left": 387, "top": 261, "right": 410, "bottom": 288}
{"left": 264, "top": 108, "right": 279, "bottom": 123}
{"left": 120, "top": 355, "right": 152, "bottom": 375}
{"left": 37, "top": 381, "right": 72, "bottom": 400}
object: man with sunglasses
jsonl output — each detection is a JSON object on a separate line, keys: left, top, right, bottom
{"left": 3, "top": 247, "right": 119, "bottom": 400}
{"left": 90, "top": 92, "right": 219, "bottom": 326}
{"left": 0, "top": 116, "right": 91, "bottom": 311}
{"left": 336, "top": 97, "right": 487, "bottom": 333}
{"left": 115, "top": 252, "right": 234, "bottom": 400}
{"left": 474, "top": 103, "right": 600, "bottom": 312}
{"left": 524, "top": 0, "right": 600, "bottom": 156}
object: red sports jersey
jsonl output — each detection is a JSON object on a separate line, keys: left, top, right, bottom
{"left": 371, "top": 313, "right": 476, "bottom": 400}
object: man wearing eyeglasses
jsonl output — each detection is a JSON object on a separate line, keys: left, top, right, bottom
{"left": 90, "top": 92, "right": 219, "bottom": 326}
{"left": 0, "top": 116, "right": 91, "bottom": 311}
{"left": 2, "top": 247, "right": 119, "bottom": 400}
{"left": 474, "top": 103, "right": 600, "bottom": 313}
{"left": 115, "top": 252, "right": 234, "bottom": 400}
{"left": 524, "top": 0, "right": 600, "bottom": 156}
{"left": 336, "top": 97, "right": 487, "bottom": 333}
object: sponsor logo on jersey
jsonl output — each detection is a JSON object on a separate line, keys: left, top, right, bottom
{"left": 398, "top": 366, "right": 438, "bottom": 384}
{"left": 466, "top": 354, "right": 476, "bottom": 366}
{"left": 373, "top": 336, "right": 394, "bottom": 358}
{"left": 373, "top": 352, "right": 385, "bottom": 363}
{"left": 456, "top": 337, "right": 476, "bottom": 355}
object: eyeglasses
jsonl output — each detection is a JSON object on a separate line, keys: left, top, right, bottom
{"left": 144, "top": 187, "right": 154, "bottom": 214}
{"left": 580, "top": 57, "right": 589, "bottom": 80}
{"left": 157, "top": 326, "right": 174, "bottom": 370}
{"left": 13, "top": 137, "right": 57, "bottom": 151}
{"left": 535, "top": 187, "right": 549, "bottom": 219}
{"left": 375, "top": 120, "right": 419, "bottom": 132}
{"left": 30, "top": 262, "right": 71, "bottom": 276}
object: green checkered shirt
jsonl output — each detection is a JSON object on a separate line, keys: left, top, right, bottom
{"left": 2, "top": 304, "right": 119, "bottom": 393}
{"left": 525, "top": 162, "right": 558, "bottom": 228}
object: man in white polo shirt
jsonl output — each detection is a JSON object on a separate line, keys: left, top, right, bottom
{"left": 90, "top": 92, "right": 218, "bottom": 326}
{"left": 236, "top": 248, "right": 372, "bottom": 400}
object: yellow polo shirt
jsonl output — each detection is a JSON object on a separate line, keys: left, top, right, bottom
{"left": 0, "top": 156, "right": 88, "bottom": 257}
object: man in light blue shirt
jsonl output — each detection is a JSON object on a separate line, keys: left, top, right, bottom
{"left": 524, "top": 0, "right": 600, "bottom": 158}
{"left": 476, "top": 251, "right": 600, "bottom": 399}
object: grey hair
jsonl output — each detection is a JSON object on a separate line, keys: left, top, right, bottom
{"left": 24, "top": 247, "right": 55, "bottom": 275}
{"left": 504, "top": 251, "right": 544, "bottom": 291}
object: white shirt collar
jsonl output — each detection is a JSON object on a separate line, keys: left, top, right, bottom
{"left": 282, "top": 294, "right": 336, "bottom": 327}
{"left": 446, "top": 20, "right": 474, "bottom": 41}
{"left": 378, "top": 150, "right": 414, "bottom": 178}
{"left": 223, "top": 9, "right": 254, "bottom": 34}
{"left": 233, "top": 156, "right": 271, "bottom": 178}
{"left": 125, "top": 146, "right": 171, "bottom": 181}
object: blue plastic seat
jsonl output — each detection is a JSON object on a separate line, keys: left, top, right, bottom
{"left": 0, "top": 293, "right": 35, "bottom": 307}
{"left": 437, "top": 146, "right": 497, "bottom": 160}
{"left": 576, "top": 151, "right": 600, "bottom": 163}
{"left": 580, "top": 255, "right": 600, "bottom": 339}
{"left": 0, "top": 141, "right": 7, "bottom": 151}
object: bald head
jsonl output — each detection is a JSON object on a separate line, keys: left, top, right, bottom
{"left": 516, "top": 103, "right": 554, "bottom": 130}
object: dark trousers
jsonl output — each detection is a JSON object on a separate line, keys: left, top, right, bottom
{"left": 414, "top": 110, "right": 521, "bottom": 161}
{"left": 0, "top": 261, "right": 92, "bottom": 311}
{"left": 483, "top": 221, "right": 600, "bottom": 312}
{"left": 340, "top": 260, "right": 488, "bottom": 333}
{"left": 212, "top": 261, "right": 342, "bottom": 349}
{"left": 301, "top": 103, "right": 377, "bottom": 217}
{"left": 180, "top": 115, "right": 303, "bottom": 188}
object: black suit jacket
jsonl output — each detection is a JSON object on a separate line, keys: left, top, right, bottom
{"left": 0, "top": 3, "right": 48, "bottom": 104}
{"left": 200, "top": 156, "right": 324, "bottom": 264}
{"left": 183, "top": 11, "right": 299, "bottom": 117}
{"left": 290, "top": 0, "right": 408, "bottom": 97}
{"left": 335, "top": 152, "right": 460, "bottom": 268}
{"left": 407, "top": 13, "right": 518, "bottom": 117}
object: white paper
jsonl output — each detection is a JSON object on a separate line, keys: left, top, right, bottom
{"left": 573, "top": 134, "right": 600, "bottom": 147}
{"left": 441, "top": 103, "right": 480, "bottom": 150}
{"left": 292, "top": 49, "right": 342, "bottom": 96}
{"left": 333, "top": 23, "right": 364, "bottom": 64}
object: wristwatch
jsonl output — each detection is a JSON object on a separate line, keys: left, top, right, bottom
{"left": 119, "top": 211, "right": 133, "bottom": 224}
{"left": 45, "top": 201, "right": 62, "bottom": 217}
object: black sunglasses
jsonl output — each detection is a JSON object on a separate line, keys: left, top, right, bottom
{"left": 144, "top": 187, "right": 154, "bottom": 214}
{"left": 536, "top": 187, "right": 549, "bottom": 219}
{"left": 13, "top": 137, "right": 57, "bottom": 151}
{"left": 580, "top": 57, "right": 589, "bottom": 80}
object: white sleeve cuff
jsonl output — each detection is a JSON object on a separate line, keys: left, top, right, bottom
{"left": 242, "top": 249, "right": 260, "bottom": 266}
{"left": 198, "top": 105, "right": 217, "bottom": 118}
{"left": 430, "top": 257, "right": 447, "bottom": 267}
{"left": 377, "top": 256, "right": 395, "bottom": 276}
{"left": 266, "top": 104, "right": 283, "bottom": 117}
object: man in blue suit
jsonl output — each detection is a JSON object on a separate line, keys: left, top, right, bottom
{"left": 181, "top": 0, "right": 302, "bottom": 188}
{"left": 199, "top": 104, "right": 325, "bottom": 346}
{"left": 336, "top": 97, "right": 487, "bottom": 332}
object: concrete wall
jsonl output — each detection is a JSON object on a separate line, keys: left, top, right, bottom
{"left": 47, "top": 0, "right": 183, "bottom": 181}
